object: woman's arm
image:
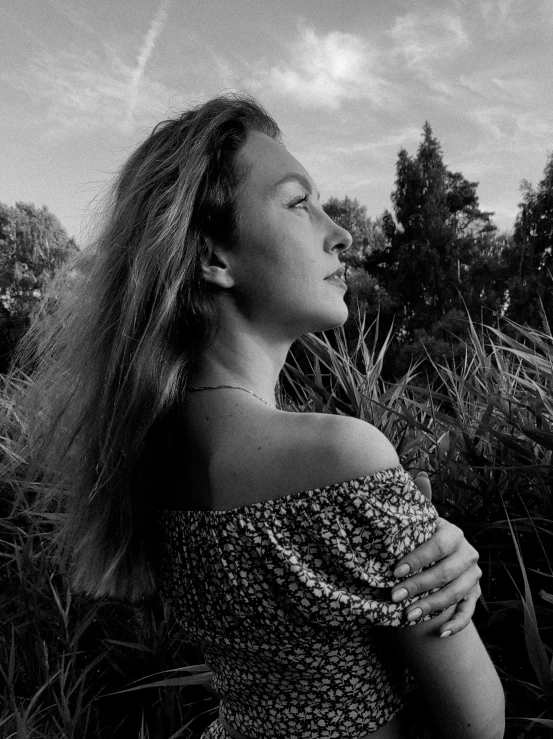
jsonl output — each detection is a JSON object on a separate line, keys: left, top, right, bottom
{"left": 392, "top": 472, "right": 482, "bottom": 636}
{"left": 314, "top": 417, "right": 481, "bottom": 635}
{"left": 386, "top": 608, "right": 505, "bottom": 739}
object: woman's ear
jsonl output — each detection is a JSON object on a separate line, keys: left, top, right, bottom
{"left": 200, "top": 238, "right": 235, "bottom": 289}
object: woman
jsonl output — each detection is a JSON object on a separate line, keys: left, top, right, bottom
{"left": 14, "top": 94, "right": 503, "bottom": 738}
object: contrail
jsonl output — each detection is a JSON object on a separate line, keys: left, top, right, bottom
{"left": 126, "top": 0, "right": 171, "bottom": 128}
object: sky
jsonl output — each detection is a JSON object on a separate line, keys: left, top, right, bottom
{"left": 1, "top": 0, "right": 552, "bottom": 242}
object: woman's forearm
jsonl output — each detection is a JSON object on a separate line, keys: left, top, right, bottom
{"left": 391, "top": 505, "right": 482, "bottom": 635}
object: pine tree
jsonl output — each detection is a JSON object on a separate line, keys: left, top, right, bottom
{"left": 366, "top": 123, "right": 497, "bottom": 339}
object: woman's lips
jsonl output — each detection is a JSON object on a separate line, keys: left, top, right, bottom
{"left": 326, "top": 275, "right": 347, "bottom": 289}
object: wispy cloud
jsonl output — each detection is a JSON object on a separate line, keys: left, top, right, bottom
{"left": 4, "top": 48, "right": 173, "bottom": 140}
{"left": 251, "top": 15, "right": 472, "bottom": 111}
{"left": 326, "top": 127, "right": 423, "bottom": 157}
{"left": 47, "top": 0, "right": 110, "bottom": 47}
{"left": 3, "top": 1, "right": 176, "bottom": 139}
{"left": 460, "top": 72, "right": 540, "bottom": 105}
{"left": 471, "top": 105, "right": 553, "bottom": 144}
{"left": 458, "top": 67, "right": 553, "bottom": 145}
{"left": 126, "top": 0, "right": 171, "bottom": 128}
{"left": 253, "top": 27, "right": 393, "bottom": 110}
{"left": 479, "top": 0, "right": 516, "bottom": 36}
{"left": 471, "top": 107, "right": 518, "bottom": 140}
{"left": 389, "top": 11, "right": 469, "bottom": 86}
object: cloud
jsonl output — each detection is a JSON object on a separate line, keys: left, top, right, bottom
{"left": 389, "top": 11, "right": 469, "bottom": 86}
{"left": 254, "top": 28, "right": 392, "bottom": 110}
{"left": 126, "top": 0, "right": 171, "bottom": 128}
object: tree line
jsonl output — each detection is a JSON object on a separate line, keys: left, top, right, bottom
{"left": 0, "top": 203, "right": 78, "bottom": 372}
{"left": 325, "top": 124, "right": 553, "bottom": 378}
{"left": 1, "top": 126, "right": 552, "bottom": 377}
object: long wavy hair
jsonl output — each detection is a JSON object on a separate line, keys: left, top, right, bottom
{"left": 10, "top": 94, "right": 281, "bottom": 601}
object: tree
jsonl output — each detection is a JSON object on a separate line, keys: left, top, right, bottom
{"left": 0, "top": 202, "right": 78, "bottom": 371}
{"left": 504, "top": 154, "right": 553, "bottom": 326}
{"left": 367, "top": 124, "right": 496, "bottom": 322}
{"left": 358, "top": 123, "right": 504, "bottom": 377}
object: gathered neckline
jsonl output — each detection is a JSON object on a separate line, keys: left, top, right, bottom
{"left": 159, "top": 464, "right": 407, "bottom": 515}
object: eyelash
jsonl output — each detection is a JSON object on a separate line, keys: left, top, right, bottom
{"left": 292, "top": 194, "right": 309, "bottom": 209}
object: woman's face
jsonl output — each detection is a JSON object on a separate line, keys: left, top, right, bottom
{"left": 225, "top": 130, "right": 352, "bottom": 338}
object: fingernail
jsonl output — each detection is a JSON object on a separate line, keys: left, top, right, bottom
{"left": 394, "top": 564, "right": 410, "bottom": 577}
{"left": 407, "top": 608, "right": 422, "bottom": 621}
{"left": 440, "top": 630, "right": 452, "bottom": 638}
{"left": 392, "top": 588, "right": 408, "bottom": 602}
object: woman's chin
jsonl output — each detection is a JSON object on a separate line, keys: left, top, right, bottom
{"left": 309, "top": 306, "right": 349, "bottom": 333}
{"left": 330, "top": 300, "right": 350, "bottom": 327}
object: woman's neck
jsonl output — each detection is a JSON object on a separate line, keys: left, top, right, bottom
{"left": 188, "top": 332, "right": 291, "bottom": 406}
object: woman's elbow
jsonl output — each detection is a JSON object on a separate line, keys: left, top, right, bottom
{"left": 485, "top": 677, "right": 505, "bottom": 739}
{"left": 485, "top": 702, "right": 505, "bottom": 739}
{"left": 441, "top": 711, "right": 504, "bottom": 739}
{"left": 477, "top": 717, "right": 505, "bottom": 739}
{"left": 465, "top": 690, "right": 505, "bottom": 739}
{"left": 432, "top": 675, "right": 505, "bottom": 739}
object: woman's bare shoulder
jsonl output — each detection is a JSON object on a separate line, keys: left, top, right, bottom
{"left": 296, "top": 412, "right": 400, "bottom": 483}
{"left": 209, "top": 411, "right": 400, "bottom": 509}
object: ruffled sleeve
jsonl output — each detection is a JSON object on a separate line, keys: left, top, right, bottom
{"left": 201, "top": 465, "right": 441, "bottom": 631}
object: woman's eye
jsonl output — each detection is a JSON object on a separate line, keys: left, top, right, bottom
{"left": 292, "top": 194, "right": 309, "bottom": 209}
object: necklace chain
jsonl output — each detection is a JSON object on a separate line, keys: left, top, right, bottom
{"left": 187, "top": 384, "right": 275, "bottom": 408}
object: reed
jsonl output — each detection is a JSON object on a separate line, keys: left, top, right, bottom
{"left": 1, "top": 309, "right": 552, "bottom": 737}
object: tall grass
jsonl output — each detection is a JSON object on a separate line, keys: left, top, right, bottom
{"left": 0, "top": 373, "right": 218, "bottom": 739}
{"left": 1, "top": 310, "right": 552, "bottom": 737}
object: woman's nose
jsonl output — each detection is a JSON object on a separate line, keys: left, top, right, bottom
{"left": 325, "top": 218, "right": 353, "bottom": 254}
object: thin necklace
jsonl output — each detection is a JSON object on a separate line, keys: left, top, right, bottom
{"left": 187, "top": 384, "right": 275, "bottom": 408}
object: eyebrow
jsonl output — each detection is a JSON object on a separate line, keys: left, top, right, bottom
{"left": 274, "top": 173, "right": 321, "bottom": 200}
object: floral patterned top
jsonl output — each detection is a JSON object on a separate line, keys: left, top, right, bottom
{"left": 156, "top": 465, "right": 439, "bottom": 739}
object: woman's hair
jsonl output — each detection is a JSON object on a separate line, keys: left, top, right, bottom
{"left": 9, "top": 93, "right": 281, "bottom": 601}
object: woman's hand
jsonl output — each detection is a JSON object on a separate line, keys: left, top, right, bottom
{"left": 391, "top": 471, "right": 482, "bottom": 637}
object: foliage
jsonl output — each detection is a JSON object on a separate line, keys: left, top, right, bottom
{"left": 0, "top": 203, "right": 78, "bottom": 372}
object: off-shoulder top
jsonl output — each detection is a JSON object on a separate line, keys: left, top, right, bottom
{"left": 156, "top": 465, "right": 439, "bottom": 739}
